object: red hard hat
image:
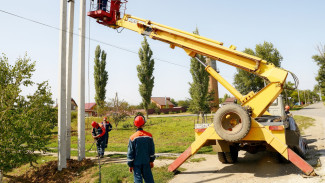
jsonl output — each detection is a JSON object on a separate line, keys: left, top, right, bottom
{"left": 91, "top": 121, "right": 98, "bottom": 128}
{"left": 134, "top": 116, "right": 145, "bottom": 127}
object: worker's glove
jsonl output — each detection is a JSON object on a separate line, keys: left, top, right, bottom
{"left": 150, "top": 162, "right": 154, "bottom": 168}
{"left": 129, "top": 167, "right": 133, "bottom": 173}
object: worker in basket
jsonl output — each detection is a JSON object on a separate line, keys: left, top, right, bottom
{"left": 92, "top": 0, "right": 108, "bottom": 11}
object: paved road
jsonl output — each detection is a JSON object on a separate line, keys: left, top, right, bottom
{"left": 169, "top": 102, "right": 325, "bottom": 183}
{"left": 291, "top": 102, "right": 325, "bottom": 118}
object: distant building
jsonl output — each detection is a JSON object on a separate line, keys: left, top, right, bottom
{"left": 222, "top": 97, "right": 237, "bottom": 105}
{"left": 55, "top": 98, "right": 78, "bottom": 110}
{"left": 85, "top": 103, "right": 97, "bottom": 117}
{"left": 151, "top": 97, "right": 174, "bottom": 109}
{"left": 71, "top": 98, "right": 78, "bottom": 110}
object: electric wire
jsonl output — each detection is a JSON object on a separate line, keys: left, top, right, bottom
{"left": 0, "top": 9, "right": 189, "bottom": 69}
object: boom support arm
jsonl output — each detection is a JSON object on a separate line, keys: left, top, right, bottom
{"left": 88, "top": 6, "right": 288, "bottom": 118}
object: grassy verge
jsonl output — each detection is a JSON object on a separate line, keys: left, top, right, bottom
{"left": 293, "top": 115, "right": 315, "bottom": 134}
{"left": 48, "top": 115, "right": 214, "bottom": 154}
{"left": 188, "top": 157, "right": 206, "bottom": 163}
{"left": 92, "top": 164, "right": 174, "bottom": 183}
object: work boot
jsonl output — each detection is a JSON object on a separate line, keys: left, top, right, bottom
{"left": 100, "top": 155, "right": 104, "bottom": 158}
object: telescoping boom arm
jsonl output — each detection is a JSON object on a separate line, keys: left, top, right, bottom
{"left": 88, "top": 1, "right": 287, "bottom": 118}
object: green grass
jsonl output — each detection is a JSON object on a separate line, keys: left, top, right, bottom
{"left": 188, "top": 157, "right": 206, "bottom": 163}
{"left": 93, "top": 164, "right": 174, "bottom": 183}
{"left": 156, "top": 156, "right": 177, "bottom": 160}
{"left": 49, "top": 116, "right": 213, "bottom": 154}
{"left": 108, "top": 154, "right": 127, "bottom": 158}
{"left": 293, "top": 115, "right": 315, "bottom": 134}
{"left": 48, "top": 148, "right": 98, "bottom": 157}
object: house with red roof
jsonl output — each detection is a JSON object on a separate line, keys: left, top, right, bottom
{"left": 151, "top": 97, "right": 174, "bottom": 109}
{"left": 85, "top": 103, "right": 97, "bottom": 117}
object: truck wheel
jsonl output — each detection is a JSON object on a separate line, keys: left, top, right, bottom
{"left": 217, "top": 152, "right": 227, "bottom": 164}
{"left": 214, "top": 104, "right": 251, "bottom": 142}
{"left": 225, "top": 146, "right": 238, "bottom": 163}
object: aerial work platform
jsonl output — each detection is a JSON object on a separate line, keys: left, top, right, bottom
{"left": 87, "top": 0, "right": 317, "bottom": 176}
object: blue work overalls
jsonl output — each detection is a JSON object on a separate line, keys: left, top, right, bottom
{"left": 92, "top": 124, "right": 106, "bottom": 156}
{"left": 127, "top": 128, "right": 155, "bottom": 183}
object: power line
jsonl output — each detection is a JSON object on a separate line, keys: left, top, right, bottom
{"left": 0, "top": 9, "right": 189, "bottom": 69}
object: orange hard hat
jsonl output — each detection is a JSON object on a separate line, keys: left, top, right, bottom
{"left": 285, "top": 105, "right": 290, "bottom": 110}
{"left": 103, "top": 117, "right": 107, "bottom": 120}
{"left": 91, "top": 121, "right": 98, "bottom": 128}
{"left": 134, "top": 115, "right": 145, "bottom": 127}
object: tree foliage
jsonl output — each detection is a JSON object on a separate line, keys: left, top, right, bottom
{"left": 177, "top": 99, "right": 190, "bottom": 109}
{"left": 0, "top": 54, "right": 57, "bottom": 173}
{"left": 312, "top": 44, "right": 325, "bottom": 93}
{"left": 221, "top": 93, "right": 231, "bottom": 103}
{"left": 234, "top": 41, "right": 283, "bottom": 94}
{"left": 94, "top": 45, "right": 108, "bottom": 108}
{"left": 107, "top": 94, "right": 130, "bottom": 128}
{"left": 188, "top": 28, "right": 210, "bottom": 113}
{"left": 137, "top": 37, "right": 155, "bottom": 118}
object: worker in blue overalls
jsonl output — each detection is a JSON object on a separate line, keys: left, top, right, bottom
{"left": 91, "top": 121, "right": 106, "bottom": 158}
{"left": 101, "top": 117, "right": 112, "bottom": 150}
{"left": 97, "top": 0, "right": 108, "bottom": 11}
{"left": 127, "top": 115, "right": 155, "bottom": 183}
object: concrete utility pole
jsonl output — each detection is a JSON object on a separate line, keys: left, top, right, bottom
{"left": 297, "top": 88, "right": 301, "bottom": 105}
{"left": 206, "top": 58, "right": 219, "bottom": 112}
{"left": 58, "top": 0, "right": 67, "bottom": 171}
{"left": 66, "top": 0, "right": 75, "bottom": 160}
{"left": 78, "top": 0, "right": 86, "bottom": 161}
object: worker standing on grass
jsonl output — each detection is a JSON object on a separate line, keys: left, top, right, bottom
{"left": 127, "top": 115, "right": 155, "bottom": 183}
{"left": 101, "top": 117, "right": 112, "bottom": 150}
{"left": 91, "top": 121, "right": 106, "bottom": 158}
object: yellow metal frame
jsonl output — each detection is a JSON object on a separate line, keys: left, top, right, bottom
{"left": 194, "top": 121, "right": 288, "bottom": 159}
{"left": 108, "top": 14, "right": 290, "bottom": 159}
{"left": 113, "top": 14, "right": 288, "bottom": 118}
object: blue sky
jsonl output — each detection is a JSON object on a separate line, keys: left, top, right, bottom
{"left": 0, "top": 0, "right": 324, "bottom": 105}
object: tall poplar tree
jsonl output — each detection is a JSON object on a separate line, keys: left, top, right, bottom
{"left": 94, "top": 45, "right": 108, "bottom": 109}
{"left": 188, "top": 28, "right": 210, "bottom": 113}
{"left": 137, "top": 37, "right": 155, "bottom": 118}
{"left": 233, "top": 41, "right": 283, "bottom": 94}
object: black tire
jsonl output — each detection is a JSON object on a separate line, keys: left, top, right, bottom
{"left": 214, "top": 104, "right": 251, "bottom": 142}
{"left": 225, "top": 146, "right": 238, "bottom": 163}
{"left": 217, "top": 152, "right": 227, "bottom": 164}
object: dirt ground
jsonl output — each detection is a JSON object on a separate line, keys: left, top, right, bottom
{"left": 5, "top": 159, "right": 94, "bottom": 183}
{"left": 168, "top": 102, "right": 325, "bottom": 183}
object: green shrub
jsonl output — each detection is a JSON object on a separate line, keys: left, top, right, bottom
{"left": 122, "top": 122, "right": 132, "bottom": 129}
{"left": 71, "top": 111, "right": 78, "bottom": 120}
